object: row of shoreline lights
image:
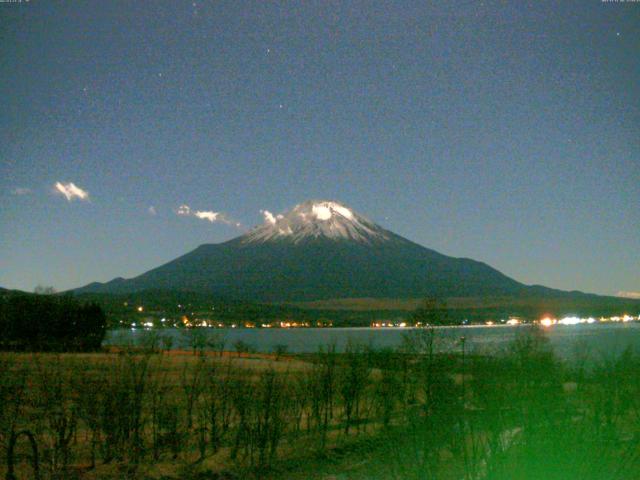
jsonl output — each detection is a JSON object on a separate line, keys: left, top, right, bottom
{"left": 371, "top": 315, "right": 639, "bottom": 328}
{"left": 133, "top": 306, "right": 638, "bottom": 329}
{"left": 538, "top": 314, "right": 638, "bottom": 327}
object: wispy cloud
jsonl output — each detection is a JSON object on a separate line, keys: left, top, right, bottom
{"left": 10, "top": 187, "right": 31, "bottom": 196}
{"left": 54, "top": 182, "right": 90, "bottom": 201}
{"left": 176, "top": 204, "right": 240, "bottom": 227}
{"left": 261, "top": 209, "right": 283, "bottom": 225}
{"left": 194, "top": 210, "right": 221, "bottom": 222}
{"left": 261, "top": 210, "right": 276, "bottom": 224}
{"left": 617, "top": 291, "right": 640, "bottom": 300}
{"left": 176, "top": 204, "right": 192, "bottom": 216}
{"left": 148, "top": 206, "right": 157, "bottom": 216}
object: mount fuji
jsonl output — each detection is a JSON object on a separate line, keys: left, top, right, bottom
{"left": 75, "top": 200, "right": 627, "bottom": 310}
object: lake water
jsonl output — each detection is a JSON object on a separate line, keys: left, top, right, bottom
{"left": 105, "top": 322, "right": 640, "bottom": 360}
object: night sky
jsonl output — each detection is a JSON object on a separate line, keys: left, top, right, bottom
{"left": 1, "top": 1, "right": 638, "bottom": 296}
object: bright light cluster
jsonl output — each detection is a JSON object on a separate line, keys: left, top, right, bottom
{"left": 371, "top": 321, "right": 408, "bottom": 328}
{"left": 538, "top": 314, "right": 638, "bottom": 327}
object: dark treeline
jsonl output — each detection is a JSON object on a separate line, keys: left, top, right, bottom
{"left": 75, "top": 289, "right": 640, "bottom": 329}
{"left": 77, "top": 289, "right": 415, "bottom": 329}
{"left": 0, "top": 293, "right": 106, "bottom": 351}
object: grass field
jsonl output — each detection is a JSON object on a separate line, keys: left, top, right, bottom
{"left": 1, "top": 327, "right": 639, "bottom": 479}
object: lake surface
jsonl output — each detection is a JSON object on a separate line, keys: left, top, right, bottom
{"left": 105, "top": 322, "right": 640, "bottom": 360}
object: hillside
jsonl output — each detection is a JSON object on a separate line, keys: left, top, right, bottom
{"left": 74, "top": 200, "right": 639, "bottom": 316}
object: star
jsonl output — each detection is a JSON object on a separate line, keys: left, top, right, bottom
{"left": 278, "top": 104, "right": 284, "bottom": 109}
{"left": 616, "top": 32, "right": 620, "bottom": 37}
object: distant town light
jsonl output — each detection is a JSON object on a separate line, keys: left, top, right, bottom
{"left": 540, "top": 317, "right": 554, "bottom": 327}
{"left": 559, "top": 316, "right": 581, "bottom": 325}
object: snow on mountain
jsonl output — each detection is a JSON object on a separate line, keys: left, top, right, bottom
{"left": 241, "top": 200, "right": 391, "bottom": 244}
{"left": 71, "top": 198, "right": 640, "bottom": 311}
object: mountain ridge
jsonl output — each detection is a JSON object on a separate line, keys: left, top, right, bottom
{"left": 73, "top": 200, "right": 636, "bottom": 306}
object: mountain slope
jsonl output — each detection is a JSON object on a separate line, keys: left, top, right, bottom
{"left": 73, "top": 200, "right": 602, "bottom": 303}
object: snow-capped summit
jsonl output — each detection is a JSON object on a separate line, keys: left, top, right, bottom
{"left": 74, "top": 198, "right": 539, "bottom": 302}
{"left": 72, "top": 198, "right": 637, "bottom": 312}
{"left": 242, "top": 200, "right": 391, "bottom": 244}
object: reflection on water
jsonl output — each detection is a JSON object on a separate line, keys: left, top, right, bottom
{"left": 105, "top": 323, "right": 640, "bottom": 360}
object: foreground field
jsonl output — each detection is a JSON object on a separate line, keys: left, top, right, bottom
{"left": 1, "top": 328, "right": 639, "bottom": 479}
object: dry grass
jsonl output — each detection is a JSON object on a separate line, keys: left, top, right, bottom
{"left": 1, "top": 331, "right": 640, "bottom": 480}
